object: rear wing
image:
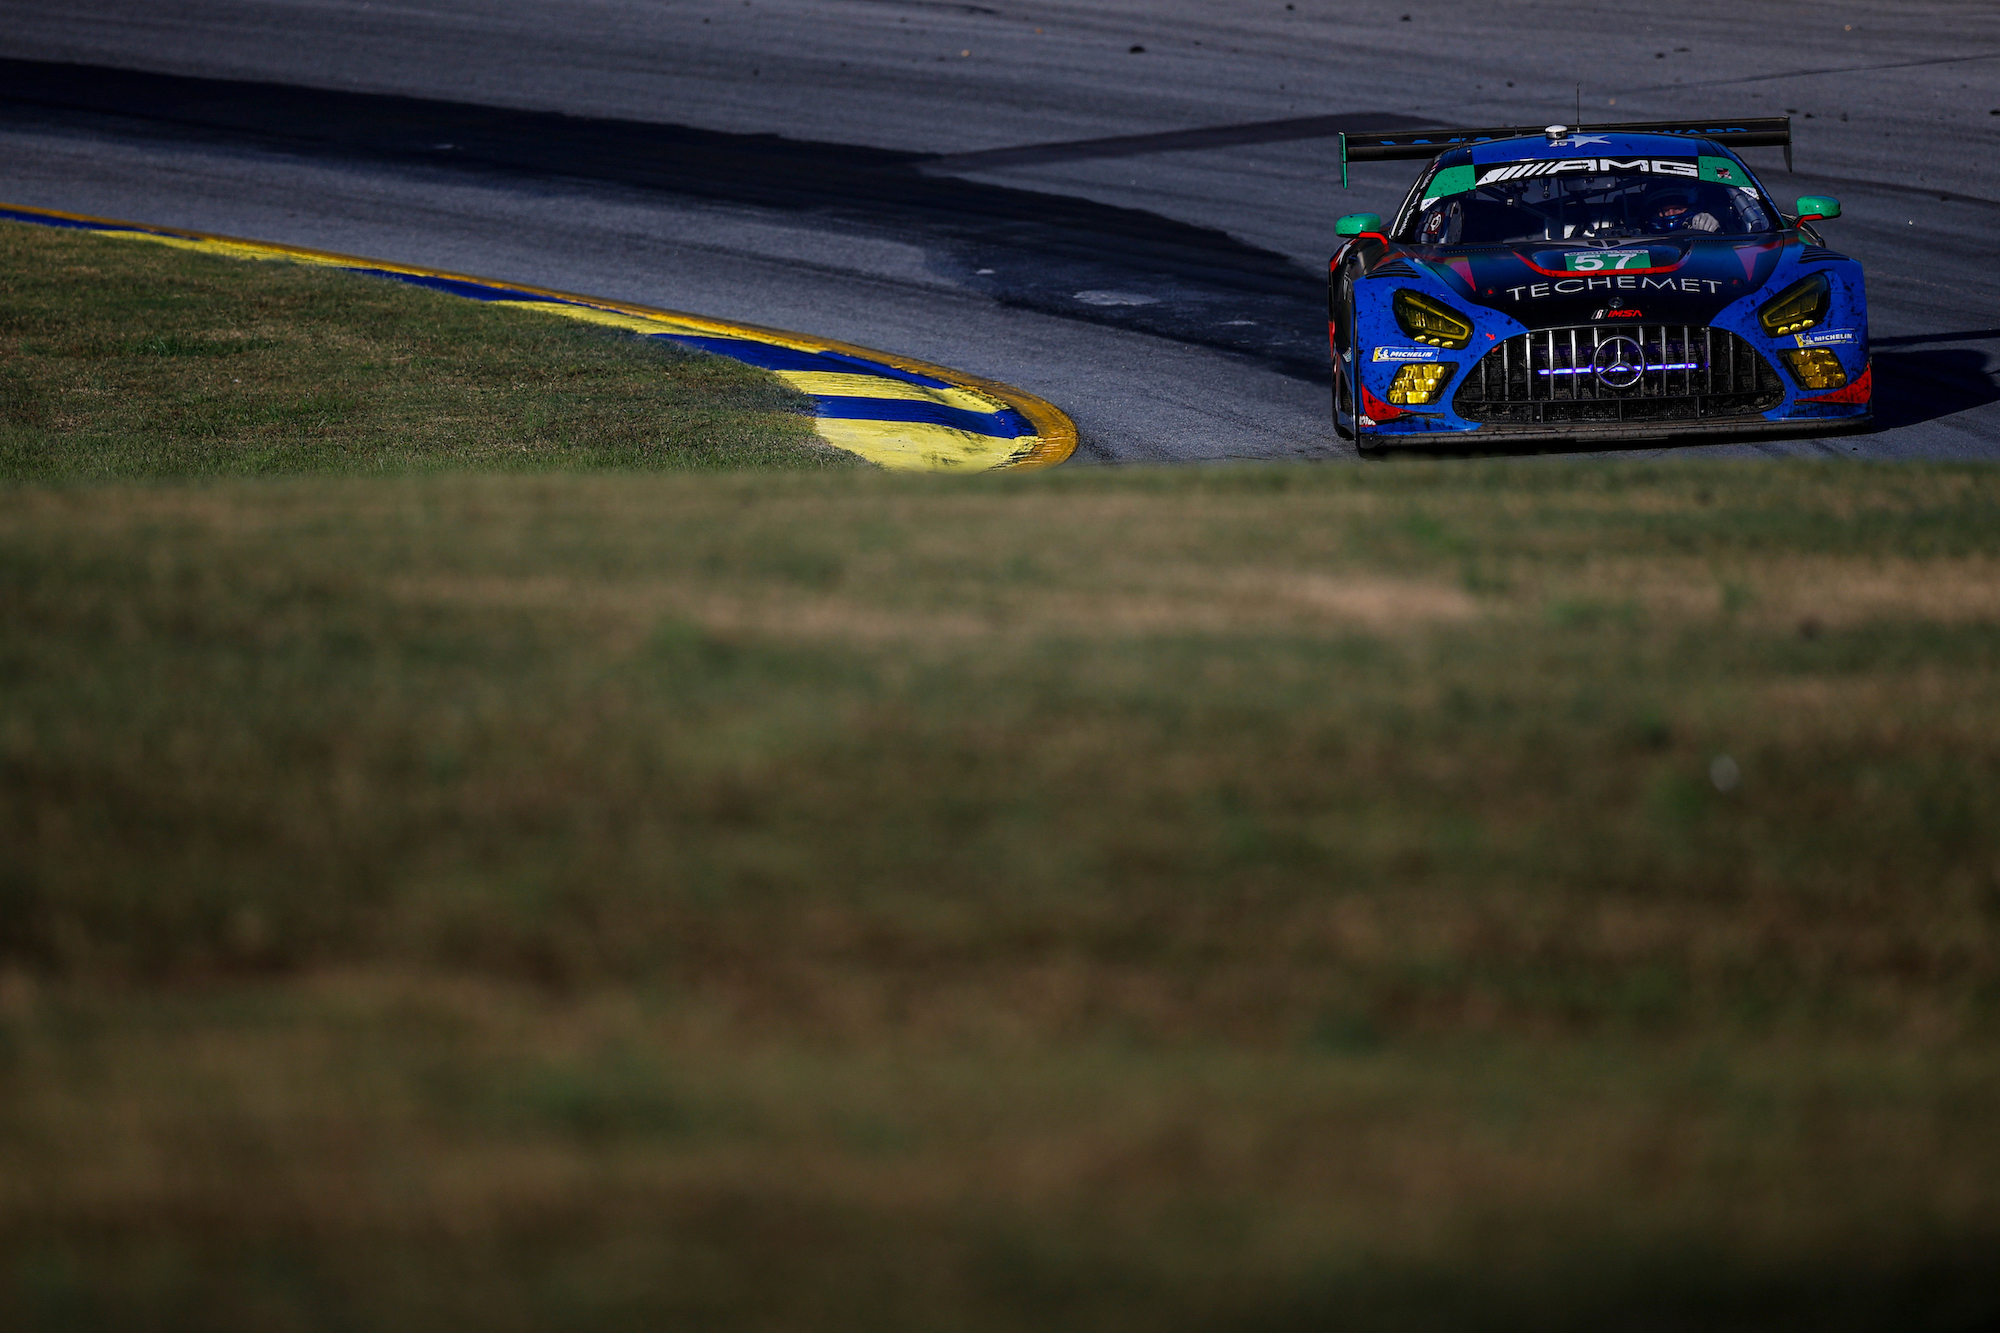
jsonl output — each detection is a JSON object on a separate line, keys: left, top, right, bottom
{"left": 1338, "top": 116, "right": 1791, "bottom": 186}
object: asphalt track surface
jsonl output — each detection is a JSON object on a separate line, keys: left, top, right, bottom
{"left": 3, "top": 0, "right": 1997, "bottom": 464}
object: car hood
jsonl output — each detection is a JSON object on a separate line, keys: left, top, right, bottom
{"left": 1404, "top": 235, "right": 1791, "bottom": 329}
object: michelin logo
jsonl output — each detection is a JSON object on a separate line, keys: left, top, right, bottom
{"left": 1794, "top": 329, "right": 1858, "bottom": 348}
{"left": 1373, "top": 347, "right": 1442, "bottom": 362}
{"left": 1475, "top": 157, "right": 1699, "bottom": 187}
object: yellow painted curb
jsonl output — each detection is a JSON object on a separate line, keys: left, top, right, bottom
{"left": 0, "top": 202, "right": 1077, "bottom": 472}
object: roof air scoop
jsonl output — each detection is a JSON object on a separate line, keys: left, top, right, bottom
{"left": 1544, "top": 124, "right": 1570, "bottom": 143}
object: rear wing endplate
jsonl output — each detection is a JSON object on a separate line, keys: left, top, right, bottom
{"left": 1338, "top": 116, "right": 1791, "bottom": 186}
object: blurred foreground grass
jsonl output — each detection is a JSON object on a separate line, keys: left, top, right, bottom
{"left": 3, "top": 457, "right": 1999, "bottom": 1328}
{"left": 0, "top": 220, "right": 837, "bottom": 479}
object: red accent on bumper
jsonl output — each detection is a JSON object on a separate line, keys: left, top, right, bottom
{"left": 1801, "top": 361, "right": 1871, "bottom": 405}
{"left": 1361, "top": 383, "right": 1405, "bottom": 421}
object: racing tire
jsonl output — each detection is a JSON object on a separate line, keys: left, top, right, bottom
{"left": 1330, "top": 261, "right": 1362, "bottom": 445}
{"left": 1337, "top": 364, "right": 1385, "bottom": 454}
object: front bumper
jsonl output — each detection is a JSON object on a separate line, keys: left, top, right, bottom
{"left": 1349, "top": 321, "right": 1871, "bottom": 447}
{"left": 1411, "top": 411, "right": 1872, "bottom": 447}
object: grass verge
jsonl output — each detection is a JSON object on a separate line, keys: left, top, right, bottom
{"left": 0, "top": 219, "right": 840, "bottom": 478}
{"left": 3, "top": 461, "right": 1998, "bottom": 1329}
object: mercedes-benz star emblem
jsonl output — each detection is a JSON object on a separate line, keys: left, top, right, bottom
{"left": 1592, "top": 337, "right": 1646, "bottom": 389}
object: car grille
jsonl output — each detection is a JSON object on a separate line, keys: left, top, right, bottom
{"left": 1452, "top": 325, "right": 1784, "bottom": 425}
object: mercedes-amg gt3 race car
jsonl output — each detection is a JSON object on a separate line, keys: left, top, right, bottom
{"left": 1329, "top": 117, "right": 1870, "bottom": 449}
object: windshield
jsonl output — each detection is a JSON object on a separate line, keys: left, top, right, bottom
{"left": 1400, "top": 164, "right": 1778, "bottom": 245}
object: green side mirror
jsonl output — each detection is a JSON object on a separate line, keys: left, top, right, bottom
{"left": 1335, "top": 213, "right": 1384, "bottom": 237}
{"left": 1796, "top": 195, "right": 1841, "bottom": 221}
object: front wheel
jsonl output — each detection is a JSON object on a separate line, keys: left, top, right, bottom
{"left": 1329, "top": 261, "right": 1363, "bottom": 444}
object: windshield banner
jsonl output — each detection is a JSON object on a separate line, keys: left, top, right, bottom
{"left": 1473, "top": 157, "right": 1699, "bottom": 187}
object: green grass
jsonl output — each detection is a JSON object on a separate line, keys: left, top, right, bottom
{"left": 3, "top": 461, "right": 1998, "bottom": 1330}
{"left": 0, "top": 220, "right": 842, "bottom": 478}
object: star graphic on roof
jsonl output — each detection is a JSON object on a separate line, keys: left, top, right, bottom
{"left": 1558, "top": 135, "right": 1611, "bottom": 146}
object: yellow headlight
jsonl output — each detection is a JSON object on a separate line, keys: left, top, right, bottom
{"left": 1387, "top": 363, "right": 1454, "bottom": 405}
{"left": 1759, "top": 272, "right": 1832, "bottom": 338}
{"left": 1780, "top": 348, "right": 1848, "bottom": 391}
{"left": 1392, "top": 290, "right": 1474, "bottom": 350}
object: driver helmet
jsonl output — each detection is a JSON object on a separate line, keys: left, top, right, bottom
{"left": 1648, "top": 189, "right": 1697, "bottom": 229}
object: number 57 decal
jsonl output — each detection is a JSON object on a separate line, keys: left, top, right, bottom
{"left": 1565, "top": 250, "right": 1651, "bottom": 271}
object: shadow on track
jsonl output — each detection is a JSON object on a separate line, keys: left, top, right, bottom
{"left": 0, "top": 58, "right": 1368, "bottom": 381}
{"left": 1871, "top": 348, "right": 2000, "bottom": 431}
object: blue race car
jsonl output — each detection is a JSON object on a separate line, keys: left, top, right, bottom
{"left": 1329, "top": 117, "right": 1869, "bottom": 449}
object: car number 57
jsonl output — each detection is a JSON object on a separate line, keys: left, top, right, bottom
{"left": 1565, "top": 250, "right": 1650, "bottom": 271}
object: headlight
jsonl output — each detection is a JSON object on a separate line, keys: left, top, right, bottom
{"left": 1393, "top": 289, "right": 1474, "bottom": 349}
{"left": 1780, "top": 348, "right": 1848, "bottom": 391}
{"left": 1759, "top": 272, "right": 1831, "bottom": 337}
{"left": 1387, "top": 363, "right": 1454, "bottom": 405}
